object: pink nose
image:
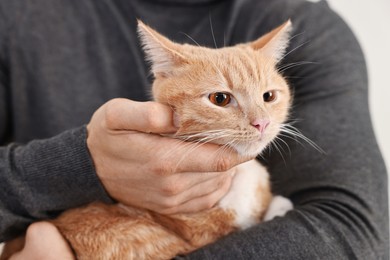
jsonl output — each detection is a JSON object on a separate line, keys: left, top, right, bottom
{"left": 251, "top": 119, "right": 270, "bottom": 134}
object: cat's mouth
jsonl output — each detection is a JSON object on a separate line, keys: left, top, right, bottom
{"left": 228, "top": 128, "right": 279, "bottom": 157}
{"left": 227, "top": 138, "right": 270, "bottom": 157}
{"left": 172, "top": 123, "right": 272, "bottom": 156}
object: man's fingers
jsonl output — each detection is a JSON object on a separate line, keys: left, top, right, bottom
{"left": 10, "top": 222, "right": 75, "bottom": 260}
{"left": 100, "top": 99, "right": 251, "bottom": 174}
{"left": 152, "top": 139, "right": 250, "bottom": 174}
{"left": 171, "top": 171, "right": 234, "bottom": 206}
{"left": 115, "top": 168, "right": 235, "bottom": 211}
{"left": 104, "top": 99, "right": 177, "bottom": 134}
{"left": 158, "top": 175, "right": 233, "bottom": 215}
{"left": 176, "top": 168, "right": 236, "bottom": 192}
{"left": 115, "top": 131, "right": 250, "bottom": 174}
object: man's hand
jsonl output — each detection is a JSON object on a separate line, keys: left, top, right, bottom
{"left": 4, "top": 98, "right": 250, "bottom": 260}
{"left": 87, "top": 98, "right": 248, "bottom": 215}
{"left": 7, "top": 222, "right": 74, "bottom": 260}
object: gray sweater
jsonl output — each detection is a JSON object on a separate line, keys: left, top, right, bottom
{"left": 0, "top": 0, "right": 388, "bottom": 259}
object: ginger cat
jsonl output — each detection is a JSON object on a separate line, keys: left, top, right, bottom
{"left": 1, "top": 20, "right": 294, "bottom": 259}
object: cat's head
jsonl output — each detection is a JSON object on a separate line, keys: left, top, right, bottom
{"left": 138, "top": 20, "right": 292, "bottom": 158}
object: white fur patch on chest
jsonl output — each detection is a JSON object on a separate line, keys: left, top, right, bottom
{"left": 218, "top": 159, "right": 269, "bottom": 229}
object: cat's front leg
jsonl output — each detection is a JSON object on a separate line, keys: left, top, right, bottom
{"left": 263, "top": 195, "right": 293, "bottom": 221}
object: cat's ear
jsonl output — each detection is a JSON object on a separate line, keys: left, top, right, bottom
{"left": 137, "top": 20, "right": 187, "bottom": 77}
{"left": 249, "top": 20, "right": 292, "bottom": 62}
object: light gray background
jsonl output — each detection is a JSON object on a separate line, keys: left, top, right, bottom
{"left": 1, "top": 0, "right": 389, "bottom": 254}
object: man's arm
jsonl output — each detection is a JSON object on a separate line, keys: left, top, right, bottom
{"left": 0, "top": 127, "right": 114, "bottom": 242}
{"left": 0, "top": 5, "right": 112, "bottom": 241}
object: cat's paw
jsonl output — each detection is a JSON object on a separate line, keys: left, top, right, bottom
{"left": 263, "top": 196, "right": 293, "bottom": 221}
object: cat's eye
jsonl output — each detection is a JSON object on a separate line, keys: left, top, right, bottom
{"left": 208, "top": 92, "right": 232, "bottom": 107}
{"left": 263, "top": 91, "right": 277, "bottom": 102}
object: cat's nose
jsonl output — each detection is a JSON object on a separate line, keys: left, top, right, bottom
{"left": 251, "top": 119, "right": 270, "bottom": 134}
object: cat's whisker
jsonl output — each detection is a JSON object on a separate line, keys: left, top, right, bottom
{"left": 277, "top": 133, "right": 305, "bottom": 148}
{"left": 209, "top": 14, "right": 218, "bottom": 49}
{"left": 214, "top": 138, "right": 247, "bottom": 164}
{"left": 212, "top": 142, "right": 234, "bottom": 165}
{"left": 179, "top": 32, "right": 201, "bottom": 47}
{"left": 256, "top": 152, "right": 266, "bottom": 162}
{"left": 280, "top": 40, "right": 310, "bottom": 60}
{"left": 178, "top": 128, "right": 236, "bottom": 136}
{"left": 186, "top": 132, "right": 242, "bottom": 165}
{"left": 166, "top": 130, "right": 238, "bottom": 171}
{"left": 174, "top": 136, "right": 233, "bottom": 169}
{"left": 176, "top": 129, "right": 236, "bottom": 142}
{"left": 275, "top": 141, "right": 288, "bottom": 165}
{"left": 268, "top": 138, "right": 287, "bottom": 165}
{"left": 162, "top": 129, "right": 230, "bottom": 159}
{"left": 283, "top": 75, "right": 307, "bottom": 80}
{"left": 165, "top": 140, "right": 210, "bottom": 171}
{"left": 280, "top": 124, "right": 325, "bottom": 154}
{"left": 278, "top": 61, "right": 317, "bottom": 73}
{"left": 289, "top": 31, "right": 306, "bottom": 42}
{"left": 161, "top": 138, "right": 198, "bottom": 161}
{"left": 274, "top": 135, "right": 292, "bottom": 155}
